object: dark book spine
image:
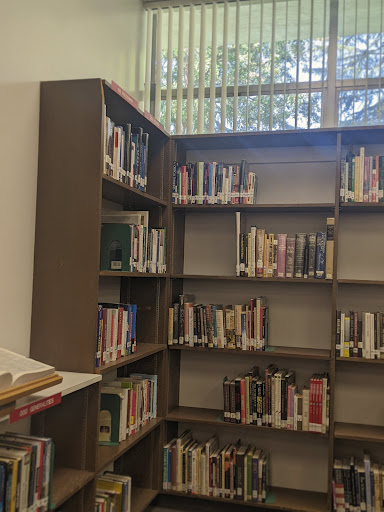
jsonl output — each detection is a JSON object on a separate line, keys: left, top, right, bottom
{"left": 179, "top": 296, "right": 185, "bottom": 344}
{"left": 303, "top": 236, "right": 309, "bottom": 278}
{"left": 350, "top": 311, "right": 354, "bottom": 357}
{"left": 230, "top": 381, "right": 236, "bottom": 423}
{"left": 256, "top": 381, "right": 263, "bottom": 426}
{"left": 223, "top": 379, "right": 230, "bottom": 422}
{"left": 315, "top": 232, "right": 326, "bottom": 279}
{"left": 235, "top": 379, "right": 241, "bottom": 424}
{"left": 379, "top": 156, "right": 384, "bottom": 203}
{"left": 308, "top": 233, "right": 317, "bottom": 278}
{"left": 236, "top": 453, "right": 244, "bottom": 500}
{"left": 353, "top": 311, "right": 358, "bottom": 357}
{"left": 285, "top": 238, "right": 295, "bottom": 278}
{"left": 294, "top": 233, "right": 306, "bottom": 278}
{"left": 240, "top": 234, "right": 245, "bottom": 277}
{"left": 336, "top": 310, "right": 341, "bottom": 357}
{"left": 252, "top": 379, "right": 257, "bottom": 425}
{"left": 173, "top": 304, "right": 179, "bottom": 344}
{"left": 281, "top": 377, "right": 287, "bottom": 427}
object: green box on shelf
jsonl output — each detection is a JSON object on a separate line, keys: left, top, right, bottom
{"left": 100, "top": 223, "right": 131, "bottom": 271}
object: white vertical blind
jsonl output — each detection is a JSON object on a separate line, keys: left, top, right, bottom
{"left": 144, "top": 9, "right": 153, "bottom": 112}
{"left": 145, "top": 0, "right": 384, "bottom": 134}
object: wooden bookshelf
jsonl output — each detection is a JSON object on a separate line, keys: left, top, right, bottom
{"left": 169, "top": 345, "right": 331, "bottom": 360}
{"left": 166, "top": 406, "right": 329, "bottom": 438}
{"left": 171, "top": 274, "right": 333, "bottom": 284}
{"left": 51, "top": 467, "right": 95, "bottom": 510}
{"left": 161, "top": 488, "right": 328, "bottom": 512}
{"left": 95, "top": 343, "right": 166, "bottom": 374}
{"left": 99, "top": 271, "right": 169, "bottom": 278}
{"left": 97, "top": 418, "right": 163, "bottom": 472}
{"left": 29, "top": 79, "right": 384, "bottom": 511}
{"left": 131, "top": 488, "right": 158, "bottom": 512}
{"left": 336, "top": 356, "right": 384, "bottom": 365}
{"left": 173, "top": 203, "right": 335, "bottom": 213}
{"left": 334, "top": 422, "right": 384, "bottom": 443}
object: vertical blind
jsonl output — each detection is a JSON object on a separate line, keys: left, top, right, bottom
{"left": 144, "top": 0, "right": 384, "bottom": 134}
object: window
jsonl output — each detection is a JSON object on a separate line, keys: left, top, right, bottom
{"left": 144, "top": 0, "right": 384, "bottom": 134}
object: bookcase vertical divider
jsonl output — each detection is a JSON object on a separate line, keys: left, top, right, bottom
{"left": 327, "top": 132, "right": 342, "bottom": 508}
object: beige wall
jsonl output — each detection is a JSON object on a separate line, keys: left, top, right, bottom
{"left": 0, "top": 0, "right": 145, "bottom": 355}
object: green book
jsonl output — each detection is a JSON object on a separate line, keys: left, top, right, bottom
{"left": 99, "top": 393, "right": 121, "bottom": 446}
{"left": 100, "top": 223, "right": 132, "bottom": 271}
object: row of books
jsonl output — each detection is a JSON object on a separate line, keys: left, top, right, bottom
{"left": 340, "top": 147, "right": 384, "bottom": 203}
{"left": 223, "top": 365, "right": 329, "bottom": 433}
{"left": 103, "top": 111, "right": 149, "bottom": 192}
{"left": 96, "top": 473, "right": 132, "bottom": 512}
{"left": 163, "top": 430, "right": 269, "bottom": 503}
{"left": 0, "top": 432, "right": 54, "bottom": 512}
{"left": 96, "top": 303, "right": 137, "bottom": 368}
{"left": 168, "top": 295, "right": 269, "bottom": 350}
{"left": 99, "top": 374, "right": 157, "bottom": 446}
{"left": 100, "top": 211, "right": 166, "bottom": 274}
{"left": 235, "top": 213, "right": 335, "bottom": 280}
{"left": 336, "top": 310, "right": 384, "bottom": 360}
{"left": 172, "top": 160, "right": 258, "bottom": 205}
{"left": 333, "top": 455, "right": 384, "bottom": 512}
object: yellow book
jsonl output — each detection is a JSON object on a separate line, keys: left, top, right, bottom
{"left": 96, "top": 479, "right": 123, "bottom": 511}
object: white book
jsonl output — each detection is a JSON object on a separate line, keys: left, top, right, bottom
{"left": 0, "top": 348, "right": 55, "bottom": 392}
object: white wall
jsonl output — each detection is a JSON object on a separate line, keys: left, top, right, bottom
{"left": 0, "top": 0, "right": 145, "bottom": 356}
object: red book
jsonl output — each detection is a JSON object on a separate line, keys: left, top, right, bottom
{"left": 117, "top": 306, "right": 123, "bottom": 359}
{"left": 240, "top": 378, "right": 246, "bottom": 424}
{"left": 101, "top": 308, "right": 108, "bottom": 365}
{"left": 309, "top": 376, "right": 315, "bottom": 432}
{"left": 317, "top": 375, "right": 323, "bottom": 434}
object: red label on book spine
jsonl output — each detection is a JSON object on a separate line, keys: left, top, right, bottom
{"left": 111, "top": 81, "right": 138, "bottom": 110}
{"left": 9, "top": 393, "right": 62, "bottom": 423}
{"left": 144, "top": 110, "right": 165, "bottom": 132}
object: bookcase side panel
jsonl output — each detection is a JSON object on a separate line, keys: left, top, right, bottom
{"left": 31, "top": 79, "right": 103, "bottom": 373}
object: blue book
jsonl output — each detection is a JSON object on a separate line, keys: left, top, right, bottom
{"left": 315, "top": 232, "right": 326, "bottom": 279}
{"left": 131, "top": 304, "right": 137, "bottom": 352}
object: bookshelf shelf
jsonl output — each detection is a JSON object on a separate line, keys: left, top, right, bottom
{"left": 160, "top": 487, "right": 328, "bottom": 512}
{"left": 337, "top": 279, "right": 384, "bottom": 286}
{"left": 336, "top": 357, "right": 384, "bottom": 365}
{"left": 339, "top": 202, "right": 384, "bottom": 213}
{"left": 169, "top": 345, "right": 331, "bottom": 361}
{"left": 97, "top": 417, "right": 163, "bottom": 473}
{"left": 99, "top": 271, "right": 169, "bottom": 278}
{"left": 171, "top": 274, "right": 333, "bottom": 284}
{"left": 102, "top": 175, "right": 167, "bottom": 209}
{"left": 95, "top": 343, "right": 166, "bottom": 374}
{"left": 51, "top": 467, "right": 95, "bottom": 510}
{"left": 131, "top": 488, "right": 158, "bottom": 512}
{"left": 173, "top": 203, "right": 335, "bottom": 213}
{"left": 334, "top": 422, "right": 384, "bottom": 443}
{"left": 166, "top": 407, "right": 329, "bottom": 438}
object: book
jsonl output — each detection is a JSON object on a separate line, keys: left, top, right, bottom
{"left": 336, "top": 310, "right": 384, "bottom": 360}
{"left": 325, "top": 218, "right": 335, "bottom": 280}
{"left": 0, "top": 349, "right": 55, "bottom": 392}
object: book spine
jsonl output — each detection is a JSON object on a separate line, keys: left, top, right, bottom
{"left": 315, "top": 232, "right": 326, "bottom": 279}
{"left": 285, "top": 238, "right": 295, "bottom": 278}
{"left": 294, "top": 233, "right": 306, "bottom": 278}
{"left": 277, "top": 234, "right": 287, "bottom": 278}
{"left": 325, "top": 218, "right": 335, "bottom": 280}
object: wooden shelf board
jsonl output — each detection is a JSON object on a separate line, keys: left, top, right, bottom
{"left": 99, "top": 271, "right": 168, "bottom": 278}
{"left": 334, "top": 422, "right": 384, "bottom": 443}
{"left": 338, "top": 279, "right": 384, "bottom": 286}
{"left": 96, "top": 344, "right": 166, "bottom": 374}
{"left": 340, "top": 202, "right": 384, "bottom": 213}
{"left": 97, "top": 417, "right": 163, "bottom": 472}
{"left": 160, "top": 487, "right": 328, "bottom": 512}
{"left": 169, "top": 345, "right": 330, "bottom": 360}
{"left": 173, "top": 203, "right": 335, "bottom": 213}
{"left": 0, "top": 373, "right": 63, "bottom": 408}
{"left": 132, "top": 488, "right": 158, "bottom": 512}
{"left": 102, "top": 175, "right": 167, "bottom": 208}
{"left": 171, "top": 274, "right": 332, "bottom": 284}
{"left": 51, "top": 467, "right": 94, "bottom": 510}
{"left": 336, "top": 356, "right": 384, "bottom": 365}
{"left": 166, "top": 407, "right": 328, "bottom": 438}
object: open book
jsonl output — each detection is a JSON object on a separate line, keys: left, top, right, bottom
{"left": 0, "top": 348, "right": 55, "bottom": 392}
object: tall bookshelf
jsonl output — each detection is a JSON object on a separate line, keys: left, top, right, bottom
{"left": 30, "top": 78, "right": 384, "bottom": 511}
{"left": 30, "top": 79, "right": 171, "bottom": 511}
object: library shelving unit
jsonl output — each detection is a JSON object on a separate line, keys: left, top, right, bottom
{"left": 29, "top": 77, "right": 384, "bottom": 512}
{"left": 30, "top": 79, "right": 171, "bottom": 512}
